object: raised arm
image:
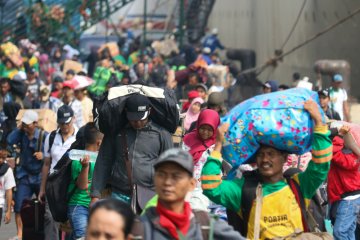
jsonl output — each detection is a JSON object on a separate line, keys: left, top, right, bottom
{"left": 201, "top": 123, "right": 243, "bottom": 213}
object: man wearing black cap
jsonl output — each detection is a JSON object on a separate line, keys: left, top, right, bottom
{"left": 318, "top": 89, "right": 341, "bottom": 121}
{"left": 131, "top": 148, "right": 245, "bottom": 240}
{"left": 262, "top": 80, "right": 278, "bottom": 94}
{"left": 39, "top": 105, "right": 78, "bottom": 240}
{"left": 91, "top": 94, "right": 173, "bottom": 213}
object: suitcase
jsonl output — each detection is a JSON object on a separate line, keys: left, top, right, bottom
{"left": 20, "top": 199, "right": 45, "bottom": 240}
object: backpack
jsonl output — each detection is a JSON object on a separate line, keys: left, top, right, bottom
{"left": 234, "top": 170, "right": 324, "bottom": 237}
{"left": 45, "top": 151, "right": 73, "bottom": 222}
{"left": 94, "top": 85, "right": 180, "bottom": 135}
{"left": 131, "top": 210, "right": 215, "bottom": 240}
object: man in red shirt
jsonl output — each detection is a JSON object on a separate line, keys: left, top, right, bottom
{"left": 328, "top": 125, "right": 360, "bottom": 240}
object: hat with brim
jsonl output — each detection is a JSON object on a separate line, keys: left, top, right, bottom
{"left": 196, "top": 83, "right": 208, "bottom": 92}
{"left": 125, "top": 94, "right": 151, "bottom": 121}
{"left": 333, "top": 74, "right": 343, "bottom": 82}
{"left": 318, "top": 89, "right": 330, "bottom": 98}
{"left": 263, "top": 82, "right": 271, "bottom": 88}
{"left": 21, "top": 110, "right": 38, "bottom": 125}
{"left": 58, "top": 116, "right": 73, "bottom": 124}
{"left": 62, "top": 80, "right": 75, "bottom": 89}
{"left": 72, "top": 75, "right": 94, "bottom": 90}
{"left": 154, "top": 148, "right": 194, "bottom": 175}
{"left": 57, "top": 105, "right": 74, "bottom": 124}
{"left": 126, "top": 110, "right": 150, "bottom": 121}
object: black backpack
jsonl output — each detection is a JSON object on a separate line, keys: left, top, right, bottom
{"left": 45, "top": 151, "right": 73, "bottom": 222}
{"left": 45, "top": 128, "right": 89, "bottom": 222}
{"left": 93, "top": 85, "right": 180, "bottom": 135}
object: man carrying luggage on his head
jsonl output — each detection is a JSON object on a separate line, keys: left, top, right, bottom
{"left": 90, "top": 94, "right": 173, "bottom": 213}
{"left": 7, "top": 110, "right": 48, "bottom": 240}
{"left": 201, "top": 100, "right": 332, "bottom": 239}
{"left": 131, "top": 148, "right": 245, "bottom": 240}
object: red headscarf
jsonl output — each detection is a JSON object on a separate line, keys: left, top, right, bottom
{"left": 183, "top": 109, "right": 220, "bottom": 163}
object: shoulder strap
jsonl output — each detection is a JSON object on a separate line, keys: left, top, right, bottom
{"left": 239, "top": 170, "right": 260, "bottom": 236}
{"left": 120, "top": 129, "right": 132, "bottom": 186}
{"left": 285, "top": 177, "right": 309, "bottom": 232}
{"left": 131, "top": 214, "right": 153, "bottom": 240}
{"left": 254, "top": 184, "right": 263, "bottom": 240}
{"left": 36, "top": 130, "right": 45, "bottom": 153}
{"left": 48, "top": 130, "right": 57, "bottom": 153}
{"left": 193, "top": 210, "right": 213, "bottom": 240}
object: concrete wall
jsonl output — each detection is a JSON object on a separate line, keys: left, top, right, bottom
{"left": 207, "top": 0, "right": 360, "bottom": 98}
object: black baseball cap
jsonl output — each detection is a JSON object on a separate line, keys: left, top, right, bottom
{"left": 154, "top": 148, "right": 194, "bottom": 175}
{"left": 57, "top": 105, "right": 74, "bottom": 124}
{"left": 125, "top": 94, "right": 151, "bottom": 121}
{"left": 318, "top": 89, "right": 330, "bottom": 98}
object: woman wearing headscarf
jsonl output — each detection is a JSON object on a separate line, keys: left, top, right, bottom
{"left": 183, "top": 109, "right": 220, "bottom": 211}
{"left": 183, "top": 97, "right": 204, "bottom": 132}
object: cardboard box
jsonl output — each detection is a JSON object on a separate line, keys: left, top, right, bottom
{"left": 63, "top": 60, "right": 83, "bottom": 75}
{"left": 16, "top": 109, "right": 57, "bottom": 132}
{"left": 98, "top": 42, "right": 119, "bottom": 57}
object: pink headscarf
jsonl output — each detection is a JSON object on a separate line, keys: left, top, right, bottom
{"left": 183, "top": 109, "right": 220, "bottom": 163}
{"left": 184, "top": 97, "right": 204, "bottom": 131}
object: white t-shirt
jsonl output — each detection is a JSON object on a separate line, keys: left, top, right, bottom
{"left": 329, "top": 87, "right": 348, "bottom": 120}
{"left": 44, "top": 128, "right": 78, "bottom": 174}
{"left": 0, "top": 167, "right": 16, "bottom": 208}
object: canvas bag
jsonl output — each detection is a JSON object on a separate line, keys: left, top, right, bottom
{"left": 95, "top": 84, "right": 179, "bottom": 135}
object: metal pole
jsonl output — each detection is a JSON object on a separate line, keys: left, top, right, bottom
{"left": 179, "top": 0, "right": 184, "bottom": 49}
{"left": 142, "top": 0, "right": 147, "bottom": 52}
{"left": 0, "top": 0, "right": 4, "bottom": 43}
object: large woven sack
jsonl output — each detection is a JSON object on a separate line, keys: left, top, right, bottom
{"left": 222, "top": 88, "right": 324, "bottom": 169}
{"left": 330, "top": 121, "right": 360, "bottom": 156}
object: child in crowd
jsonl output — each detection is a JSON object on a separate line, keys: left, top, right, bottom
{"left": 67, "top": 123, "right": 103, "bottom": 239}
{"left": 181, "top": 90, "right": 199, "bottom": 112}
{"left": 196, "top": 83, "right": 208, "bottom": 101}
{"left": 183, "top": 109, "right": 220, "bottom": 211}
{"left": 183, "top": 97, "right": 204, "bottom": 132}
{"left": 0, "top": 144, "right": 16, "bottom": 226}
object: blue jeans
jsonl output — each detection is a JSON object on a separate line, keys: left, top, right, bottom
{"left": 14, "top": 175, "right": 40, "bottom": 213}
{"left": 333, "top": 197, "right": 360, "bottom": 240}
{"left": 67, "top": 205, "right": 89, "bottom": 239}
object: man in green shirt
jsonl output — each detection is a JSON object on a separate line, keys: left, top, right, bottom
{"left": 201, "top": 100, "right": 332, "bottom": 239}
{"left": 67, "top": 123, "right": 103, "bottom": 239}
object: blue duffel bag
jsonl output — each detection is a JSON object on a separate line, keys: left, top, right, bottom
{"left": 221, "top": 88, "right": 324, "bottom": 170}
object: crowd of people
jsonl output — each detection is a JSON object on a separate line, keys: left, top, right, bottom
{"left": 0, "top": 27, "right": 357, "bottom": 240}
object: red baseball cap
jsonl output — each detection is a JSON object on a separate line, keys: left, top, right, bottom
{"left": 62, "top": 80, "right": 75, "bottom": 89}
{"left": 187, "top": 90, "right": 199, "bottom": 99}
